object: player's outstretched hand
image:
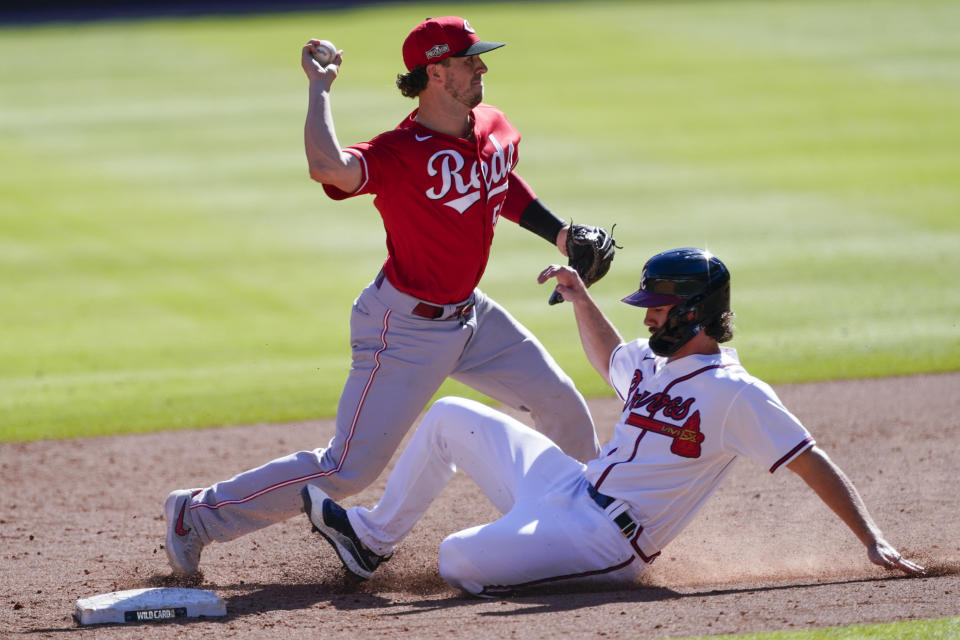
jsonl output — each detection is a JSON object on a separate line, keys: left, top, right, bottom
{"left": 538, "top": 264, "right": 588, "bottom": 304}
{"left": 868, "top": 539, "right": 924, "bottom": 575}
{"left": 302, "top": 39, "right": 343, "bottom": 85}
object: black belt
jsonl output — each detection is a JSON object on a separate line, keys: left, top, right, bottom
{"left": 587, "top": 484, "right": 638, "bottom": 538}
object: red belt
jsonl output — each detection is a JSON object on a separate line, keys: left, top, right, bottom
{"left": 374, "top": 272, "right": 473, "bottom": 320}
{"left": 411, "top": 301, "right": 474, "bottom": 320}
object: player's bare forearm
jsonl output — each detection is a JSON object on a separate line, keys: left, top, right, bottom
{"left": 787, "top": 446, "right": 923, "bottom": 574}
{"left": 538, "top": 264, "right": 622, "bottom": 383}
{"left": 303, "top": 84, "right": 361, "bottom": 191}
{"left": 300, "top": 41, "right": 361, "bottom": 192}
{"left": 788, "top": 447, "right": 881, "bottom": 546}
{"left": 573, "top": 297, "right": 623, "bottom": 385}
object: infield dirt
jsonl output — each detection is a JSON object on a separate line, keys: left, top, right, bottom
{"left": 2, "top": 373, "right": 958, "bottom": 638}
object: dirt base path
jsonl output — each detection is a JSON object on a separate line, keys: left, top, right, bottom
{"left": 2, "top": 373, "right": 958, "bottom": 638}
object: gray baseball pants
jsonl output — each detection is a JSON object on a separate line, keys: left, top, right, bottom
{"left": 188, "top": 273, "right": 599, "bottom": 545}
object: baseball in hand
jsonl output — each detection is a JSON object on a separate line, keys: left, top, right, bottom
{"left": 312, "top": 40, "right": 337, "bottom": 67}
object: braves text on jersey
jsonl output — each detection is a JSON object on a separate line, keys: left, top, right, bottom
{"left": 584, "top": 339, "right": 815, "bottom": 553}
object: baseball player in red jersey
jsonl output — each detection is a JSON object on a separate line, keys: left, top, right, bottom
{"left": 161, "top": 16, "right": 603, "bottom": 575}
{"left": 301, "top": 248, "right": 923, "bottom": 594}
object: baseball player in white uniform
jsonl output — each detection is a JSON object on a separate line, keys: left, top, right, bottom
{"left": 303, "top": 248, "right": 923, "bottom": 595}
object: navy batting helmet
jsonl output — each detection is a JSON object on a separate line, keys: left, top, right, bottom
{"left": 622, "top": 248, "right": 731, "bottom": 356}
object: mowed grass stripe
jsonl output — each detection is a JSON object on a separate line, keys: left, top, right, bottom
{"left": 1, "top": 1, "right": 958, "bottom": 441}
{"left": 677, "top": 615, "right": 960, "bottom": 639}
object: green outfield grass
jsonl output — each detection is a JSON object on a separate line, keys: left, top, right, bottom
{"left": 682, "top": 615, "right": 960, "bottom": 639}
{"left": 1, "top": 0, "right": 958, "bottom": 442}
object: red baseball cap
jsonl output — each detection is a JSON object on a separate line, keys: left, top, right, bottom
{"left": 402, "top": 16, "right": 505, "bottom": 71}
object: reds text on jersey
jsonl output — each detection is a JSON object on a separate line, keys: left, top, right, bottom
{"left": 323, "top": 104, "right": 536, "bottom": 304}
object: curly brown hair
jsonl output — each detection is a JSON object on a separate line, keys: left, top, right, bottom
{"left": 396, "top": 65, "right": 429, "bottom": 97}
{"left": 704, "top": 311, "right": 735, "bottom": 343}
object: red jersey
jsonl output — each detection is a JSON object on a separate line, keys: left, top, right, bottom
{"left": 323, "top": 104, "right": 536, "bottom": 304}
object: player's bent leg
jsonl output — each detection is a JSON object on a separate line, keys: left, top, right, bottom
{"left": 427, "top": 398, "right": 582, "bottom": 511}
{"left": 437, "top": 528, "right": 488, "bottom": 594}
{"left": 181, "top": 284, "right": 467, "bottom": 549}
{"left": 349, "top": 397, "right": 582, "bottom": 555}
{"left": 453, "top": 293, "right": 600, "bottom": 462}
{"left": 186, "top": 436, "right": 406, "bottom": 547}
{"left": 344, "top": 398, "right": 466, "bottom": 555}
{"left": 316, "top": 284, "right": 466, "bottom": 499}
{"left": 436, "top": 480, "right": 645, "bottom": 596}
{"left": 189, "top": 356, "right": 453, "bottom": 546}
{"left": 520, "top": 362, "right": 600, "bottom": 463}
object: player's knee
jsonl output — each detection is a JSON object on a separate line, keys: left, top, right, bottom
{"left": 314, "top": 449, "right": 389, "bottom": 498}
{"left": 421, "top": 397, "right": 485, "bottom": 437}
{"left": 429, "top": 396, "right": 481, "bottom": 419}
{"left": 438, "top": 535, "right": 484, "bottom": 595}
{"left": 427, "top": 396, "right": 462, "bottom": 415}
{"left": 341, "top": 467, "right": 382, "bottom": 495}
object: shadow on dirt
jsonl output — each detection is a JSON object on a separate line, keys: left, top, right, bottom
{"left": 185, "top": 562, "right": 956, "bottom": 623}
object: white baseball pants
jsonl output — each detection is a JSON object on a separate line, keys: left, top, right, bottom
{"left": 349, "top": 397, "right": 645, "bottom": 595}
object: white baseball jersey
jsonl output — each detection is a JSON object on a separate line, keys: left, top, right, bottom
{"left": 346, "top": 342, "right": 816, "bottom": 595}
{"left": 585, "top": 339, "right": 815, "bottom": 555}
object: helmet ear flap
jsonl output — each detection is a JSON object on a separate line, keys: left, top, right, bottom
{"left": 648, "top": 301, "right": 703, "bottom": 357}
{"left": 648, "top": 282, "right": 730, "bottom": 357}
{"left": 699, "top": 282, "right": 730, "bottom": 320}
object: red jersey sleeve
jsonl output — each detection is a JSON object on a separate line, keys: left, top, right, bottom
{"left": 499, "top": 172, "right": 537, "bottom": 223}
{"left": 321, "top": 146, "right": 377, "bottom": 200}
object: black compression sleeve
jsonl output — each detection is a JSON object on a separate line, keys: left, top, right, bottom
{"left": 518, "top": 199, "right": 566, "bottom": 245}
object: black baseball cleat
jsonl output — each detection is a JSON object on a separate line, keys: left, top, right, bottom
{"left": 301, "top": 485, "right": 392, "bottom": 579}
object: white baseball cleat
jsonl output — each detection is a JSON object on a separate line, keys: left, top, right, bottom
{"left": 163, "top": 489, "right": 204, "bottom": 575}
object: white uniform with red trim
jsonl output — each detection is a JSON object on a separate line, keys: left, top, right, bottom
{"left": 345, "top": 340, "right": 814, "bottom": 595}
{"left": 178, "top": 105, "right": 599, "bottom": 548}
{"left": 584, "top": 339, "right": 815, "bottom": 559}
